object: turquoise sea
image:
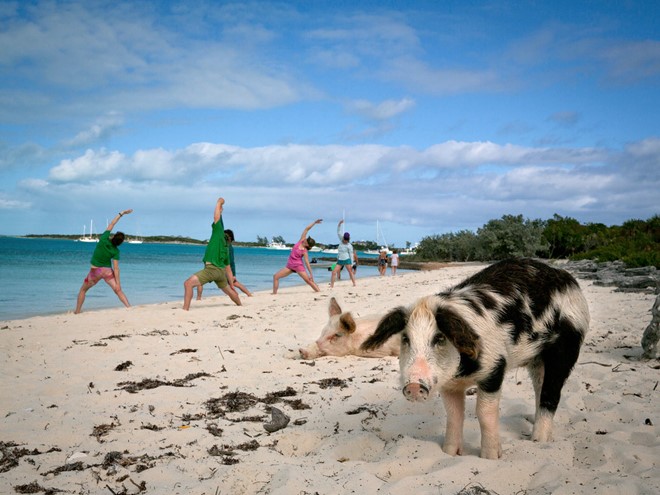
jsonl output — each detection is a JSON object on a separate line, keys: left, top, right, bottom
{"left": 0, "top": 236, "right": 390, "bottom": 321}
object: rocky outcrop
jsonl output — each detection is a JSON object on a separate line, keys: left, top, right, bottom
{"left": 560, "top": 259, "right": 659, "bottom": 360}
{"left": 561, "top": 260, "right": 659, "bottom": 294}
{"left": 641, "top": 295, "right": 660, "bottom": 359}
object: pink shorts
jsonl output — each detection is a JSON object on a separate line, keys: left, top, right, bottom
{"left": 286, "top": 260, "right": 305, "bottom": 273}
{"left": 84, "top": 267, "right": 115, "bottom": 285}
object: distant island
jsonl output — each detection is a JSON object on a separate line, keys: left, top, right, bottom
{"left": 23, "top": 234, "right": 208, "bottom": 245}
{"left": 21, "top": 234, "right": 272, "bottom": 247}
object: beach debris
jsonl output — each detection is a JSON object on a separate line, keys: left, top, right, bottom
{"left": 263, "top": 407, "right": 290, "bottom": 433}
{"left": 314, "top": 377, "right": 350, "bottom": 389}
{"left": 457, "top": 483, "right": 502, "bottom": 495}
{"left": 208, "top": 439, "right": 260, "bottom": 464}
{"left": 206, "top": 424, "right": 223, "bottom": 437}
{"left": 170, "top": 348, "right": 197, "bottom": 355}
{"left": 91, "top": 419, "right": 120, "bottom": 443}
{"left": 114, "top": 361, "right": 133, "bottom": 371}
{"left": 13, "top": 481, "right": 64, "bottom": 494}
{"left": 0, "top": 441, "right": 61, "bottom": 474}
{"left": 140, "top": 423, "right": 164, "bottom": 431}
{"left": 283, "top": 398, "right": 311, "bottom": 410}
{"left": 102, "top": 334, "right": 131, "bottom": 341}
{"left": 41, "top": 461, "right": 85, "bottom": 476}
{"left": 262, "top": 386, "right": 297, "bottom": 403}
{"left": 117, "top": 372, "right": 211, "bottom": 393}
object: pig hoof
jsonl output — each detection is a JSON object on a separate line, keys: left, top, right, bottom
{"left": 264, "top": 407, "right": 290, "bottom": 433}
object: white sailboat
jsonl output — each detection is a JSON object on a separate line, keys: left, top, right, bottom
{"left": 78, "top": 220, "right": 98, "bottom": 243}
{"left": 127, "top": 236, "right": 143, "bottom": 244}
{"left": 365, "top": 220, "right": 391, "bottom": 255}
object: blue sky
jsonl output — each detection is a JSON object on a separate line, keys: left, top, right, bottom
{"left": 1, "top": 0, "right": 658, "bottom": 246}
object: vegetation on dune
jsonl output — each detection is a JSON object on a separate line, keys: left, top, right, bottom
{"left": 413, "top": 214, "right": 660, "bottom": 268}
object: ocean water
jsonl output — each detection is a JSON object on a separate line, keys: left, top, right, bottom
{"left": 0, "top": 237, "right": 389, "bottom": 321}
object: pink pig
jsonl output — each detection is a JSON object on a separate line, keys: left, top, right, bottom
{"left": 299, "top": 297, "right": 400, "bottom": 359}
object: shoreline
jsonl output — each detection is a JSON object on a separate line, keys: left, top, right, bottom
{"left": 1, "top": 263, "right": 657, "bottom": 494}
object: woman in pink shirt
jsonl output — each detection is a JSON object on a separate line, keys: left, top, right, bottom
{"left": 272, "top": 219, "right": 322, "bottom": 294}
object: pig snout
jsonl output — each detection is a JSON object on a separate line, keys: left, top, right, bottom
{"left": 403, "top": 381, "right": 430, "bottom": 401}
{"left": 299, "top": 342, "right": 324, "bottom": 360}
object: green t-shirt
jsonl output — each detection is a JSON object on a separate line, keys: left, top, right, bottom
{"left": 90, "top": 231, "right": 120, "bottom": 267}
{"left": 203, "top": 217, "right": 229, "bottom": 268}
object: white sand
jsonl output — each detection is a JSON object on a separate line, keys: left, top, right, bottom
{"left": 1, "top": 264, "right": 658, "bottom": 495}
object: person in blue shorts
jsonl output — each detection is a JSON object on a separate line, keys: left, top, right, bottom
{"left": 330, "top": 219, "right": 358, "bottom": 288}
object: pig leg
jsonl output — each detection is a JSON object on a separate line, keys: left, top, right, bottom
{"left": 440, "top": 388, "right": 465, "bottom": 456}
{"left": 532, "top": 321, "right": 583, "bottom": 442}
{"left": 476, "top": 392, "right": 502, "bottom": 459}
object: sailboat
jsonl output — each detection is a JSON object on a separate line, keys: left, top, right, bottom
{"left": 128, "top": 228, "right": 143, "bottom": 244}
{"left": 364, "top": 220, "right": 391, "bottom": 255}
{"left": 77, "top": 220, "right": 98, "bottom": 243}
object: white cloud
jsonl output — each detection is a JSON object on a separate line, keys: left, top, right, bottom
{"left": 348, "top": 97, "right": 416, "bottom": 121}
{"left": 63, "top": 112, "right": 124, "bottom": 148}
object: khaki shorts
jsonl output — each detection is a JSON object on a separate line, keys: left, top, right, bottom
{"left": 195, "top": 264, "right": 228, "bottom": 289}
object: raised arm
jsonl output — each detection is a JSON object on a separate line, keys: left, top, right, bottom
{"left": 214, "top": 198, "right": 225, "bottom": 223}
{"left": 337, "top": 219, "right": 344, "bottom": 240}
{"left": 299, "top": 219, "right": 322, "bottom": 241}
{"left": 107, "top": 209, "right": 133, "bottom": 232}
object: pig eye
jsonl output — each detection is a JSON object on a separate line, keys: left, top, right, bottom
{"left": 401, "top": 334, "right": 410, "bottom": 346}
{"left": 432, "top": 333, "right": 446, "bottom": 346}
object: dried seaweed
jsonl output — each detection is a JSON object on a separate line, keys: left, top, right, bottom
{"left": 91, "top": 421, "right": 119, "bottom": 442}
{"left": 170, "top": 348, "right": 197, "bottom": 355}
{"left": 0, "top": 442, "right": 61, "bottom": 474}
{"left": 117, "top": 372, "right": 211, "bottom": 393}
{"left": 315, "top": 377, "right": 349, "bottom": 389}
{"left": 114, "top": 361, "right": 133, "bottom": 371}
{"left": 14, "top": 481, "right": 64, "bottom": 494}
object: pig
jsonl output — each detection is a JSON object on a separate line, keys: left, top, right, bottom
{"left": 299, "top": 297, "right": 400, "bottom": 359}
{"left": 361, "top": 258, "right": 590, "bottom": 459}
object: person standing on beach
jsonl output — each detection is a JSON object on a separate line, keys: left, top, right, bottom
{"left": 390, "top": 249, "right": 399, "bottom": 276}
{"left": 330, "top": 219, "right": 357, "bottom": 288}
{"left": 378, "top": 249, "right": 388, "bottom": 276}
{"left": 183, "top": 197, "right": 241, "bottom": 309}
{"left": 272, "top": 219, "right": 322, "bottom": 294}
{"left": 196, "top": 229, "right": 252, "bottom": 299}
{"left": 74, "top": 209, "right": 133, "bottom": 314}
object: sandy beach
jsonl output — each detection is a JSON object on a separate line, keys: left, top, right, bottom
{"left": 1, "top": 263, "right": 658, "bottom": 495}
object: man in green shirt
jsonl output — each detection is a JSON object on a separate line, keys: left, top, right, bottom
{"left": 183, "top": 197, "right": 241, "bottom": 310}
{"left": 74, "top": 209, "right": 133, "bottom": 314}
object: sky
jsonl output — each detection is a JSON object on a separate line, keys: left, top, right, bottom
{"left": 1, "top": 0, "right": 658, "bottom": 247}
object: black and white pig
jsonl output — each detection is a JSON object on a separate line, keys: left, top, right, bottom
{"left": 361, "top": 258, "right": 590, "bottom": 459}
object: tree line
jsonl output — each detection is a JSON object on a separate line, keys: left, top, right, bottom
{"left": 413, "top": 214, "right": 660, "bottom": 268}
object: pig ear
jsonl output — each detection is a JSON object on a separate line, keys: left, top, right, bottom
{"left": 329, "top": 297, "right": 342, "bottom": 317}
{"left": 434, "top": 306, "right": 480, "bottom": 359}
{"left": 339, "top": 313, "right": 356, "bottom": 334}
{"left": 361, "top": 307, "right": 408, "bottom": 351}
